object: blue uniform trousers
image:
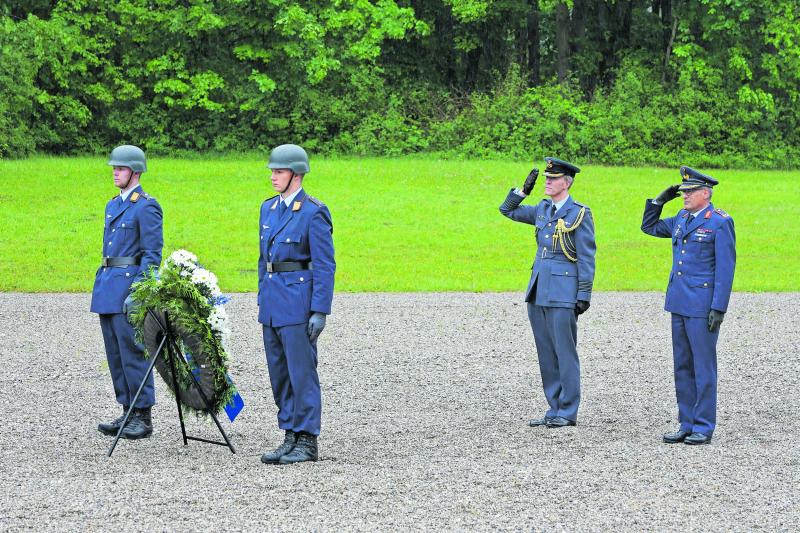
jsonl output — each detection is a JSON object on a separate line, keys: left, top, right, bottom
{"left": 527, "top": 303, "right": 580, "bottom": 421}
{"left": 262, "top": 324, "right": 321, "bottom": 436}
{"left": 671, "top": 314, "right": 718, "bottom": 436}
{"left": 99, "top": 313, "right": 155, "bottom": 408}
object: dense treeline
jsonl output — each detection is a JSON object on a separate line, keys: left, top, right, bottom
{"left": 2, "top": 1, "right": 799, "bottom": 167}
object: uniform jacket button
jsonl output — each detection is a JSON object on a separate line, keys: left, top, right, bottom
{"left": 268, "top": 274, "right": 272, "bottom": 279}
{"left": 300, "top": 277, "right": 304, "bottom": 281}
{"left": 677, "top": 271, "right": 682, "bottom": 275}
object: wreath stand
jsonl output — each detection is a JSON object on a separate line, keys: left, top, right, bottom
{"left": 108, "top": 309, "right": 237, "bottom": 457}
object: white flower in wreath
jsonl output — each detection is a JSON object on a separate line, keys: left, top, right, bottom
{"left": 191, "top": 268, "right": 219, "bottom": 294}
{"left": 168, "top": 249, "right": 198, "bottom": 272}
{"left": 208, "top": 305, "right": 229, "bottom": 332}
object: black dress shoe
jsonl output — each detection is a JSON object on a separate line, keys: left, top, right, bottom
{"left": 121, "top": 408, "right": 153, "bottom": 440}
{"left": 279, "top": 432, "right": 318, "bottom": 464}
{"left": 98, "top": 406, "right": 130, "bottom": 436}
{"left": 684, "top": 432, "right": 712, "bottom": 445}
{"left": 663, "top": 429, "right": 691, "bottom": 444}
{"left": 528, "top": 416, "right": 552, "bottom": 427}
{"left": 546, "top": 416, "right": 576, "bottom": 428}
{"left": 261, "top": 430, "right": 297, "bottom": 464}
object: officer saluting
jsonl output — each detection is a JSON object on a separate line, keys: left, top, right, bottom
{"left": 641, "top": 167, "right": 736, "bottom": 445}
{"left": 91, "top": 145, "right": 163, "bottom": 440}
{"left": 500, "top": 157, "right": 596, "bottom": 428}
{"left": 258, "top": 144, "right": 335, "bottom": 465}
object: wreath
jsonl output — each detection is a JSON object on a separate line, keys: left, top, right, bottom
{"left": 128, "top": 250, "right": 237, "bottom": 416}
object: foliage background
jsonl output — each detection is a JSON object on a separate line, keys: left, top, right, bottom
{"left": 2, "top": 1, "right": 799, "bottom": 168}
{"left": 1, "top": 157, "right": 797, "bottom": 293}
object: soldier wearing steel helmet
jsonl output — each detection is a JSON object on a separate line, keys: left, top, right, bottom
{"left": 258, "top": 144, "right": 335, "bottom": 465}
{"left": 91, "top": 145, "right": 164, "bottom": 440}
{"left": 642, "top": 166, "right": 736, "bottom": 445}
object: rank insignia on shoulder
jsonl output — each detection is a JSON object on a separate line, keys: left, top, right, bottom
{"left": 714, "top": 208, "right": 729, "bottom": 218}
{"left": 307, "top": 196, "right": 323, "bottom": 207}
{"left": 292, "top": 201, "right": 302, "bottom": 212}
{"left": 130, "top": 192, "right": 141, "bottom": 202}
{"left": 110, "top": 194, "right": 120, "bottom": 200}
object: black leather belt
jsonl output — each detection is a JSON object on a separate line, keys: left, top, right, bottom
{"left": 102, "top": 256, "right": 140, "bottom": 267}
{"left": 266, "top": 261, "right": 312, "bottom": 273}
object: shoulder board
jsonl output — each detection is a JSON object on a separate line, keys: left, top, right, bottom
{"left": 572, "top": 200, "right": 589, "bottom": 209}
{"left": 140, "top": 192, "right": 152, "bottom": 200}
{"left": 307, "top": 196, "right": 324, "bottom": 207}
{"left": 110, "top": 194, "right": 120, "bottom": 201}
{"left": 264, "top": 194, "right": 279, "bottom": 204}
{"left": 714, "top": 208, "right": 729, "bottom": 218}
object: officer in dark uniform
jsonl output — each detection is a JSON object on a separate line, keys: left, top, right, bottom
{"left": 500, "top": 157, "right": 596, "bottom": 428}
{"left": 258, "top": 144, "right": 335, "bottom": 465}
{"left": 91, "top": 145, "right": 163, "bottom": 440}
{"left": 641, "top": 166, "right": 736, "bottom": 445}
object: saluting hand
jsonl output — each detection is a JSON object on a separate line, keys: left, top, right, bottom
{"left": 522, "top": 168, "right": 539, "bottom": 195}
{"left": 654, "top": 184, "right": 681, "bottom": 205}
{"left": 307, "top": 312, "right": 327, "bottom": 342}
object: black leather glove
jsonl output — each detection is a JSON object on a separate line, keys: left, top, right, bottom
{"left": 307, "top": 312, "right": 327, "bottom": 342}
{"left": 522, "top": 168, "right": 539, "bottom": 195}
{"left": 575, "top": 300, "right": 590, "bottom": 315}
{"left": 708, "top": 309, "right": 725, "bottom": 332}
{"left": 654, "top": 184, "right": 681, "bottom": 205}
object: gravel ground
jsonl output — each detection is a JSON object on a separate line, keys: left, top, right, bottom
{"left": 0, "top": 292, "right": 797, "bottom": 531}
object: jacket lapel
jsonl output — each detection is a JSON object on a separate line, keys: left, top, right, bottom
{"left": 686, "top": 204, "right": 712, "bottom": 234}
{"left": 269, "top": 189, "right": 306, "bottom": 242}
{"left": 108, "top": 185, "right": 142, "bottom": 223}
{"left": 550, "top": 196, "right": 574, "bottom": 222}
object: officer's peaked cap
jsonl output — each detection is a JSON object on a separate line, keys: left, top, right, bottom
{"left": 678, "top": 166, "right": 718, "bottom": 191}
{"left": 544, "top": 157, "right": 580, "bottom": 178}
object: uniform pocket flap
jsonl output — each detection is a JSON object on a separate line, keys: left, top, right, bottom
{"left": 687, "top": 276, "right": 713, "bottom": 288}
{"left": 283, "top": 272, "right": 311, "bottom": 285}
{"left": 551, "top": 269, "right": 577, "bottom": 277}
{"left": 278, "top": 233, "right": 302, "bottom": 244}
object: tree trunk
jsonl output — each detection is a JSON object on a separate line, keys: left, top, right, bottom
{"left": 527, "top": 0, "right": 540, "bottom": 85}
{"left": 555, "top": 2, "right": 569, "bottom": 83}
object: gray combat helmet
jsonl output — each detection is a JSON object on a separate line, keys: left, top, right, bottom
{"left": 108, "top": 145, "right": 147, "bottom": 173}
{"left": 267, "top": 144, "right": 310, "bottom": 175}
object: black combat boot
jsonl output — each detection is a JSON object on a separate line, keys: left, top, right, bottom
{"left": 261, "top": 430, "right": 297, "bottom": 464}
{"left": 278, "top": 432, "right": 318, "bottom": 464}
{"left": 98, "top": 406, "right": 130, "bottom": 436}
{"left": 121, "top": 407, "right": 153, "bottom": 440}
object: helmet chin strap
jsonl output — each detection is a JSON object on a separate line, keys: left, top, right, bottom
{"left": 119, "top": 168, "right": 135, "bottom": 191}
{"left": 280, "top": 172, "right": 297, "bottom": 195}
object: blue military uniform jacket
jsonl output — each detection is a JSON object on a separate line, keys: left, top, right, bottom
{"left": 90, "top": 185, "right": 164, "bottom": 314}
{"left": 641, "top": 201, "right": 736, "bottom": 317}
{"left": 500, "top": 190, "right": 597, "bottom": 307}
{"left": 258, "top": 189, "right": 335, "bottom": 327}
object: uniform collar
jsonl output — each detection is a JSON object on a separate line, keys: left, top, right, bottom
{"left": 119, "top": 184, "right": 142, "bottom": 202}
{"left": 281, "top": 187, "right": 303, "bottom": 207}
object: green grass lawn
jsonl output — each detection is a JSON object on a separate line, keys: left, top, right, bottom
{"left": 1, "top": 157, "right": 797, "bottom": 292}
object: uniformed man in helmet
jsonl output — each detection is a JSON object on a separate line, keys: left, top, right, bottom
{"left": 258, "top": 144, "right": 335, "bottom": 465}
{"left": 641, "top": 166, "right": 736, "bottom": 445}
{"left": 91, "top": 145, "right": 164, "bottom": 440}
{"left": 500, "top": 157, "right": 597, "bottom": 428}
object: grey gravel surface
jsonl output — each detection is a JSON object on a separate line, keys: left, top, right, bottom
{"left": 0, "top": 292, "right": 797, "bottom": 531}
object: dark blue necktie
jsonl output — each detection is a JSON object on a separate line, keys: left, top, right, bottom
{"left": 279, "top": 200, "right": 287, "bottom": 218}
{"left": 687, "top": 214, "right": 695, "bottom": 225}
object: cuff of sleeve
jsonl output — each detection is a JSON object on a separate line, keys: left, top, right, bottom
{"left": 577, "top": 291, "right": 592, "bottom": 302}
{"left": 514, "top": 188, "right": 527, "bottom": 198}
